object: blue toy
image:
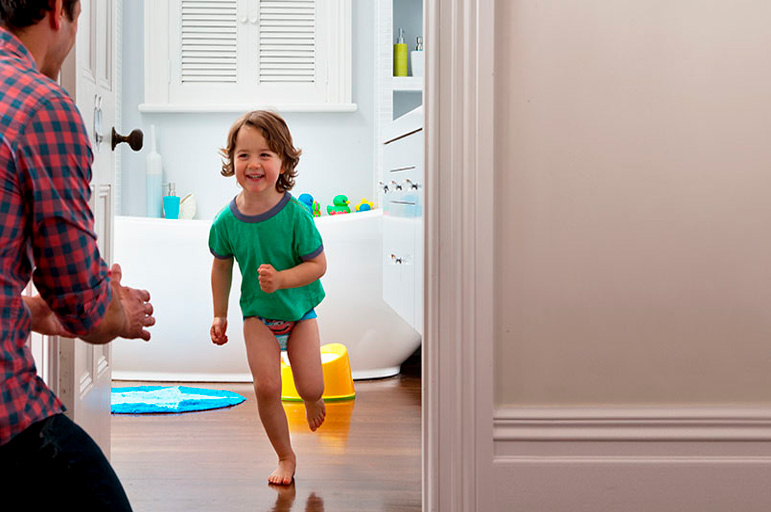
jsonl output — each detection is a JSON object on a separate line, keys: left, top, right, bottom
{"left": 355, "top": 198, "right": 373, "bottom": 212}
{"left": 298, "top": 193, "right": 321, "bottom": 217}
{"left": 327, "top": 194, "right": 351, "bottom": 215}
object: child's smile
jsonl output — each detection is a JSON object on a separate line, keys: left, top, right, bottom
{"left": 245, "top": 170, "right": 266, "bottom": 182}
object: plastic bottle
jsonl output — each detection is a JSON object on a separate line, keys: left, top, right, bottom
{"left": 411, "top": 36, "right": 424, "bottom": 78}
{"left": 163, "top": 182, "right": 181, "bottom": 220}
{"left": 394, "top": 28, "right": 408, "bottom": 77}
{"left": 145, "top": 125, "right": 163, "bottom": 217}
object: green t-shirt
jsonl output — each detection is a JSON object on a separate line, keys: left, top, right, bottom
{"left": 208, "top": 192, "right": 325, "bottom": 321}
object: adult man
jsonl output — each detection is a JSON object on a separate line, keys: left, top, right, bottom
{"left": 0, "top": 1, "right": 154, "bottom": 509}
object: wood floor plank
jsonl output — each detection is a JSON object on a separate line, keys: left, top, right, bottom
{"left": 111, "top": 376, "right": 421, "bottom": 511}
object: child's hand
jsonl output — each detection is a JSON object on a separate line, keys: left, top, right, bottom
{"left": 258, "top": 264, "right": 282, "bottom": 293}
{"left": 211, "top": 317, "right": 228, "bottom": 345}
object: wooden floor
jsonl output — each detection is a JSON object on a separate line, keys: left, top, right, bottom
{"left": 111, "top": 372, "right": 421, "bottom": 512}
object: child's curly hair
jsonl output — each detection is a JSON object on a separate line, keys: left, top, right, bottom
{"left": 219, "top": 110, "right": 302, "bottom": 192}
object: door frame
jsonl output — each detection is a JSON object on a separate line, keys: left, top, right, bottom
{"left": 424, "top": 0, "right": 496, "bottom": 510}
{"left": 45, "top": 0, "right": 498, "bottom": 503}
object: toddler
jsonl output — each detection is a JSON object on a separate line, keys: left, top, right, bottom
{"left": 209, "top": 110, "right": 326, "bottom": 485}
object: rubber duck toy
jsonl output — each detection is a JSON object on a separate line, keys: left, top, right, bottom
{"left": 327, "top": 195, "right": 351, "bottom": 215}
{"left": 355, "top": 198, "right": 373, "bottom": 212}
{"left": 298, "top": 193, "right": 321, "bottom": 217}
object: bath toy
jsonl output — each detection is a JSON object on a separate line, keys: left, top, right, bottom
{"left": 355, "top": 198, "right": 373, "bottom": 212}
{"left": 281, "top": 343, "right": 355, "bottom": 402}
{"left": 326, "top": 194, "right": 351, "bottom": 215}
{"left": 298, "top": 193, "right": 321, "bottom": 217}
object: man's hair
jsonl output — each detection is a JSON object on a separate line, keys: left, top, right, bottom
{"left": 0, "top": 0, "right": 79, "bottom": 29}
{"left": 219, "top": 110, "right": 302, "bottom": 193}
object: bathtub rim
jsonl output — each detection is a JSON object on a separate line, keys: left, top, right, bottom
{"left": 114, "top": 207, "right": 382, "bottom": 226}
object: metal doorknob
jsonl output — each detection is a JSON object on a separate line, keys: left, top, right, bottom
{"left": 111, "top": 127, "right": 143, "bottom": 151}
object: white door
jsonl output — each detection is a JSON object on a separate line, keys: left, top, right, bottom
{"left": 56, "top": 0, "right": 119, "bottom": 457}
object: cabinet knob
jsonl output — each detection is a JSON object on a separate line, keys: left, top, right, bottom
{"left": 391, "top": 180, "right": 403, "bottom": 191}
{"left": 405, "top": 179, "right": 420, "bottom": 190}
{"left": 391, "top": 254, "right": 403, "bottom": 264}
{"left": 379, "top": 181, "right": 389, "bottom": 193}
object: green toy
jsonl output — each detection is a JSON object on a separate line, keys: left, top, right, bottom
{"left": 327, "top": 195, "right": 351, "bottom": 215}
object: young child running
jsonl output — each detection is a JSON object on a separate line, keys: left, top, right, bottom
{"left": 209, "top": 110, "right": 327, "bottom": 486}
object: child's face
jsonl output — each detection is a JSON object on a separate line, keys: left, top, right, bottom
{"left": 233, "top": 124, "right": 284, "bottom": 196}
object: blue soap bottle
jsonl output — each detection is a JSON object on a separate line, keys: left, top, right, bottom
{"left": 163, "top": 182, "right": 181, "bottom": 219}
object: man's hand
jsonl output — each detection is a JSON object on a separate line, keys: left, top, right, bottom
{"left": 110, "top": 263, "right": 155, "bottom": 341}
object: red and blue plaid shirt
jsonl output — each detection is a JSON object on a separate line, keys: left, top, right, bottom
{"left": 1, "top": 27, "right": 112, "bottom": 445}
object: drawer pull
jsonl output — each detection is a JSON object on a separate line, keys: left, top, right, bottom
{"left": 405, "top": 179, "right": 421, "bottom": 190}
{"left": 390, "top": 165, "right": 416, "bottom": 173}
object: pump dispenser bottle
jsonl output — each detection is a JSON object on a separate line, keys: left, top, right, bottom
{"left": 411, "top": 36, "right": 424, "bottom": 77}
{"left": 163, "top": 182, "right": 180, "bottom": 219}
{"left": 393, "top": 28, "right": 408, "bottom": 76}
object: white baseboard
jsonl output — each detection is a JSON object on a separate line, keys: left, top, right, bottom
{"left": 490, "top": 406, "right": 771, "bottom": 511}
{"left": 492, "top": 456, "right": 771, "bottom": 512}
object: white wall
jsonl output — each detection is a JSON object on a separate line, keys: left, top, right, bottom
{"left": 486, "top": 1, "right": 771, "bottom": 509}
{"left": 120, "top": 1, "right": 376, "bottom": 220}
{"left": 494, "top": 0, "right": 771, "bottom": 408}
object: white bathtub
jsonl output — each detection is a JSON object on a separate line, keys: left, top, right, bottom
{"left": 111, "top": 209, "right": 421, "bottom": 381}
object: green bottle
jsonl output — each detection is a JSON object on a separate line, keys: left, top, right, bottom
{"left": 394, "top": 28, "right": 408, "bottom": 77}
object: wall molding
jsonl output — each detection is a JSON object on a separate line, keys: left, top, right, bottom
{"left": 492, "top": 406, "right": 771, "bottom": 510}
{"left": 495, "top": 405, "right": 771, "bottom": 443}
{"left": 491, "top": 453, "right": 771, "bottom": 512}
{"left": 425, "top": 0, "right": 496, "bottom": 511}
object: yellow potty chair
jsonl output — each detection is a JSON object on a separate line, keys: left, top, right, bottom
{"left": 281, "top": 343, "right": 356, "bottom": 402}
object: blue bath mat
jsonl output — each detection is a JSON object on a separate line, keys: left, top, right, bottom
{"left": 111, "top": 386, "right": 246, "bottom": 414}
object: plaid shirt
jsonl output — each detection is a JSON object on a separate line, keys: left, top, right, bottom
{"left": 1, "top": 28, "right": 112, "bottom": 445}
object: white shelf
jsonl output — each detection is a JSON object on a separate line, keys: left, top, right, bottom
{"left": 393, "top": 76, "right": 424, "bottom": 92}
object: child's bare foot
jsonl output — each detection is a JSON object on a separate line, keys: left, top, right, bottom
{"left": 305, "top": 398, "right": 326, "bottom": 431}
{"left": 268, "top": 456, "right": 296, "bottom": 486}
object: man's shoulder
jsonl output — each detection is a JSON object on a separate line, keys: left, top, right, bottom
{"left": 1, "top": 60, "right": 78, "bottom": 124}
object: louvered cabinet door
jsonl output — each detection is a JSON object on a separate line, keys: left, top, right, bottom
{"left": 144, "top": 0, "right": 351, "bottom": 110}
{"left": 169, "top": 0, "right": 243, "bottom": 102}
{"left": 167, "top": 0, "right": 329, "bottom": 105}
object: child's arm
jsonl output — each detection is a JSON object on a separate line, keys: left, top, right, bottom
{"left": 258, "top": 252, "right": 327, "bottom": 294}
{"left": 210, "top": 256, "right": 234, "bottom": 345}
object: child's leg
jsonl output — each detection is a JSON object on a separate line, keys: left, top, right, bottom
{"left": 243, "top": 317, "right": 295, "bottom": 485}
{"left": 286, "top": 318, "right": 326, "bottom": 432}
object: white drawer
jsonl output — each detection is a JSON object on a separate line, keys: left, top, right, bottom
{"left": 384, "top": 128, "right": 423, "bottom": 192}
{"left": 383, "top": 128, "right": 423, "bottom": 218}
